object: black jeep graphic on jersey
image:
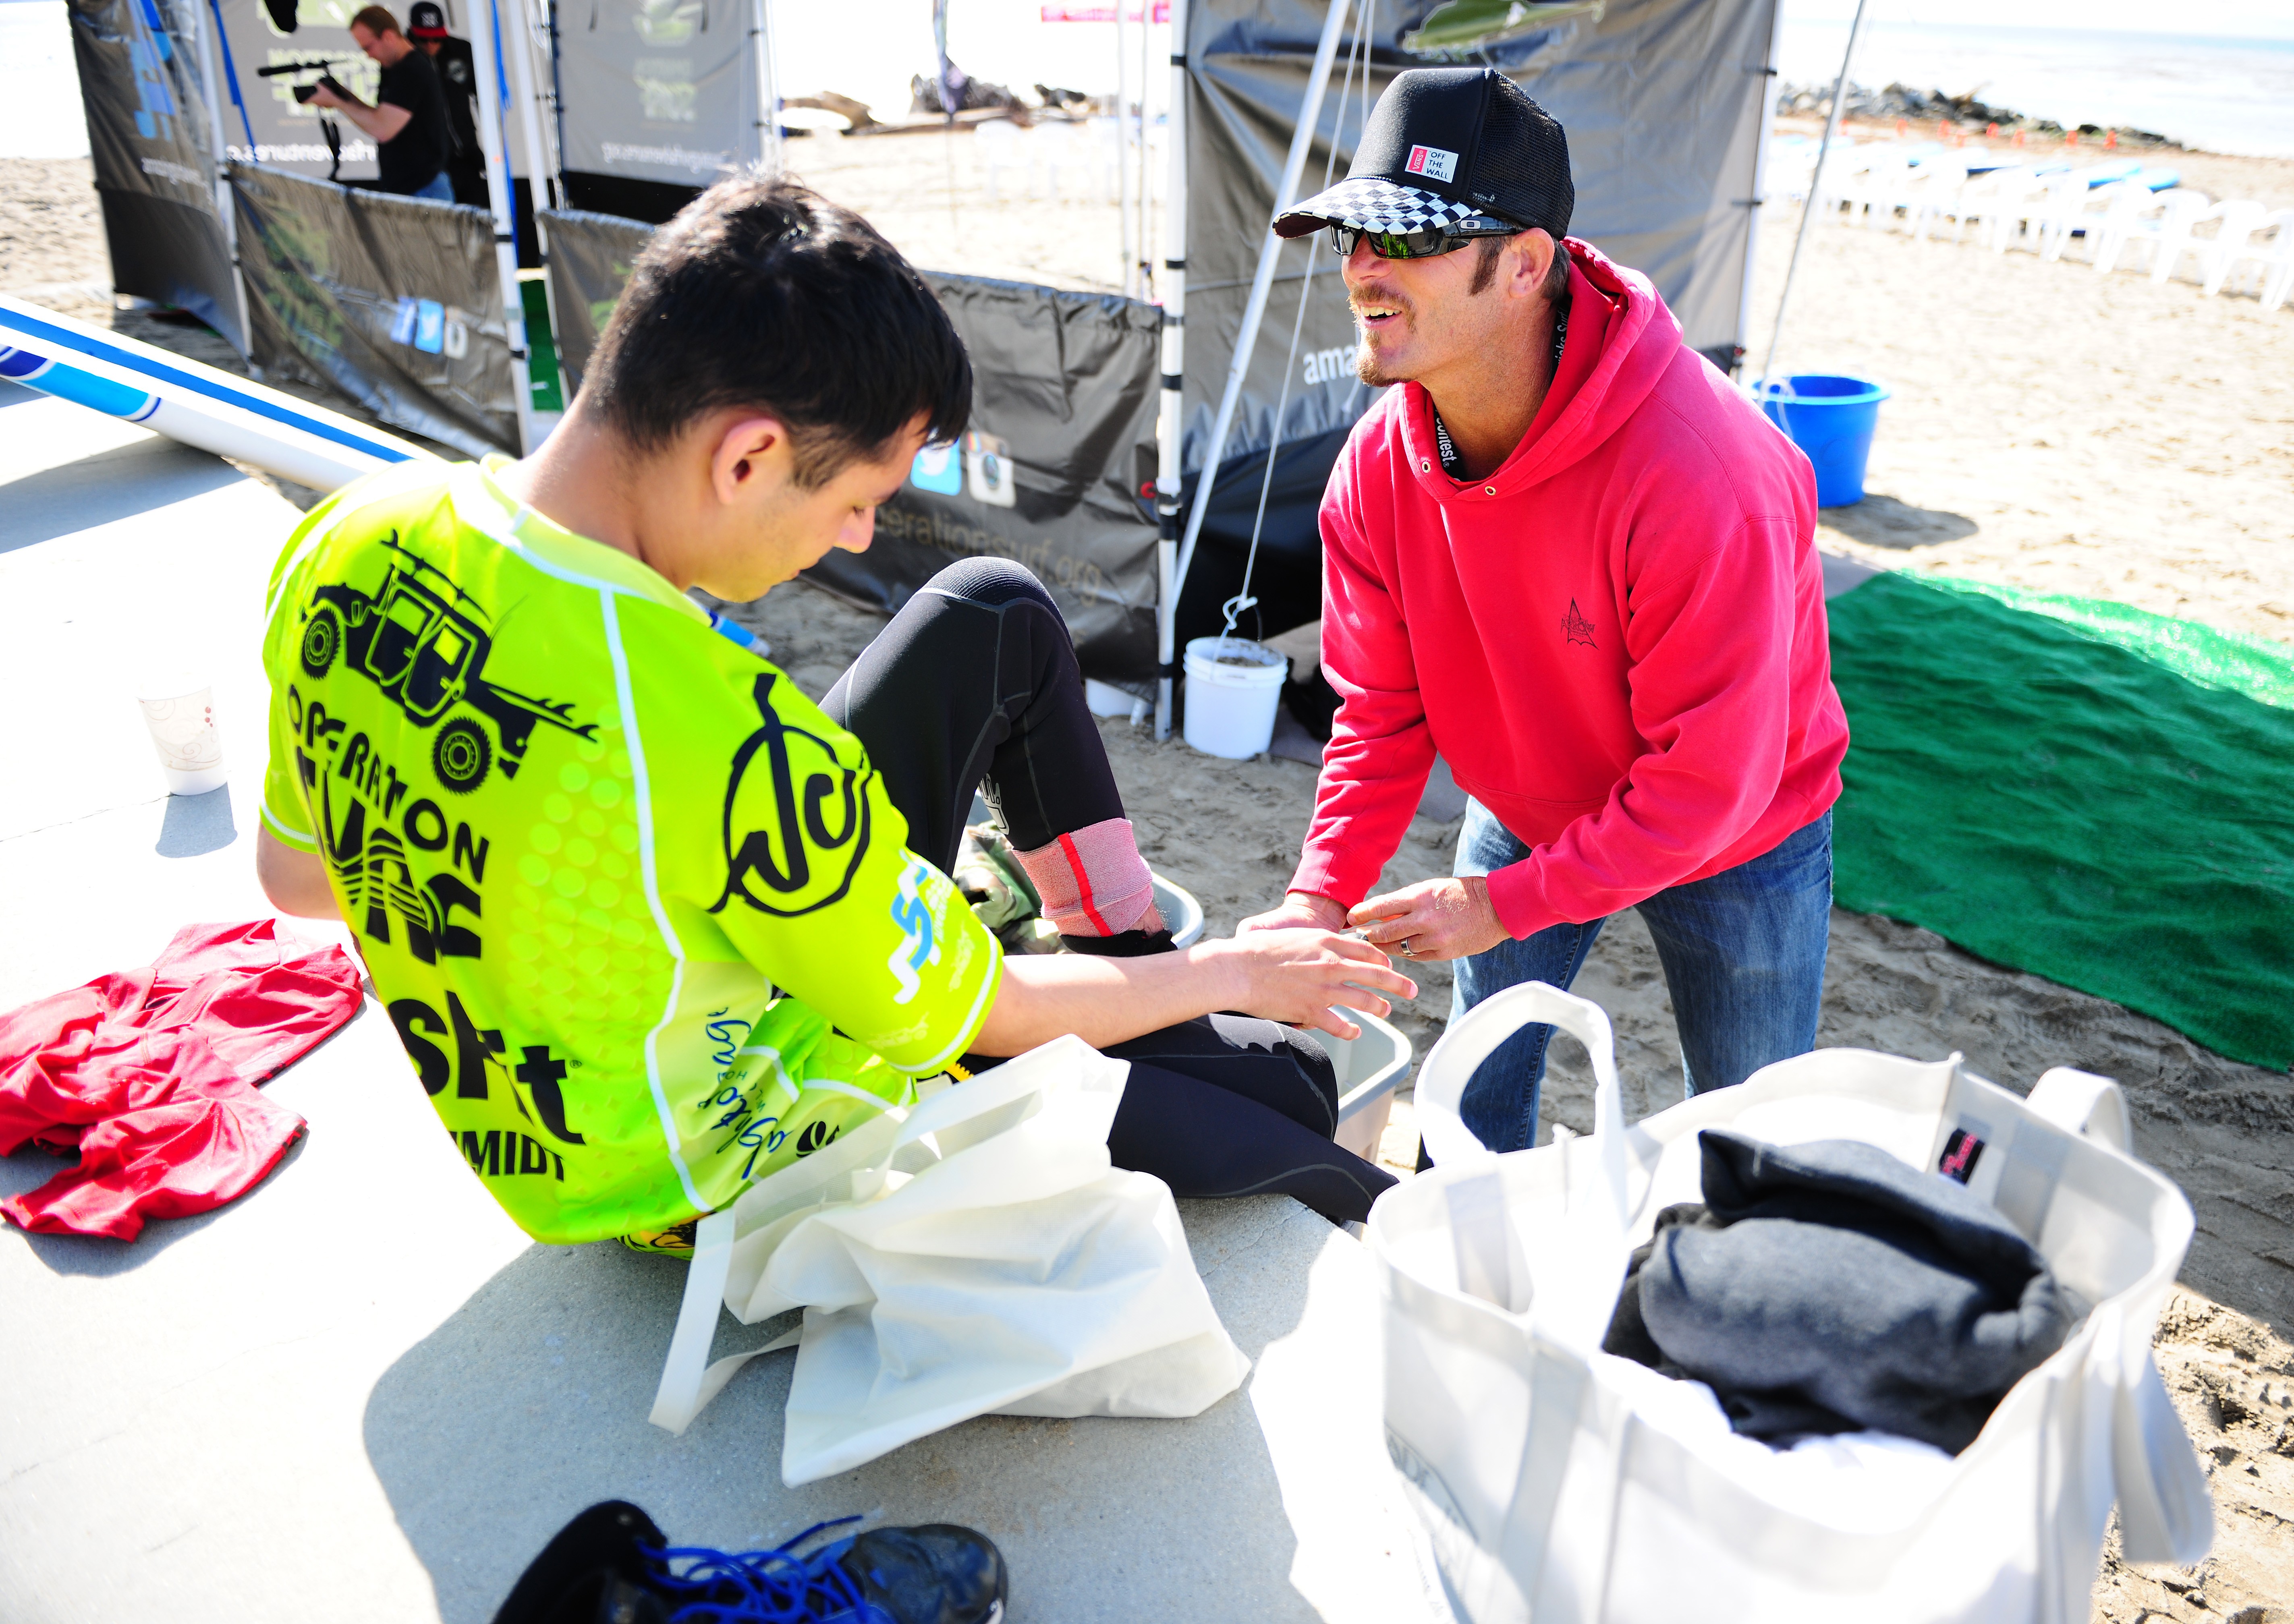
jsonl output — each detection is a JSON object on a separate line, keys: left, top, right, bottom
{"left": 298, "top": 539, "right": 594, "bottom": 791}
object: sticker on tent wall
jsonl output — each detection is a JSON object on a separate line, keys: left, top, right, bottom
{"left": 911, "top": 442, "right": 963, "bottom": 496}
{"left": 391, "top": 297, "right": 448, "bottom": 355}
{"left": 964, "top": 432, "right": 1016, "bottom": 508}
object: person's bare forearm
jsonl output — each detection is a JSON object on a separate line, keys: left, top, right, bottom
{"left": 969, "top": 929, "right": 1414, "bottom": 1056}
{"left": 256, "top": 825, "right": 342, "bottom": 920}
{"left": 330, "top": 96, "right": 410, "bottom": 145}
{"left": 969, "top": 946, "right": 1244, "bottom": 1056}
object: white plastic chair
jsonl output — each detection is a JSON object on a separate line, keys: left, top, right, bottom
{"left": 1986, "top": 168, "right": 2053, "bottom": 253}
{"left": 1953, "top": 166, "right": 2037, "bottom": 253}
{"left": 2196, "top": 201, "right": 2273, "bottom": 296}
{"left": 973, "top": 118, "right": 1022, "bottom": 204}
{"left": 1086, "top": 116, "right": 1125, "bottom": 202}
{"left": 1906, "top": 158, "right": 1970, "bottom": 241}
{"left": 2078, "top": 181, "right": 2153, "bottom": 271}
{"left": 2029, "top": 172, "right": 2094, "bottom": 262}
{"left": 2225, "top": 208, "right": 2294, "bottom": 311}
{"left": 2113, "top": 188, "right": 2215, "bottom": 282}
{"left": 1805, "top": 139, "right": 1862, "bottom": 219}
{"left": 1837, "top": 149, "right": 1911, "bottom": 229}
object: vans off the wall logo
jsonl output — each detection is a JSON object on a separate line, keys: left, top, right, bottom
{"left": 713, "top": 673, "right": 873, "bottom": 919}
{"left": 1405, "top": 144, "right": 1458, "bottom": 183}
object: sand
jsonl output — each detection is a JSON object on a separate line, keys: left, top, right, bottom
{"left": 7, "top": 125, "right": 2292, "bottom": 1617}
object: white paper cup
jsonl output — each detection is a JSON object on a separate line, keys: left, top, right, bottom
{"left": 138, "top": 686, "right": 228, "bottom": 796}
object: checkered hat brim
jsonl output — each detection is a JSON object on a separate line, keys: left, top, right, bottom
{"left": 1272, "top": 176, "right": 1483, "bottom": 239}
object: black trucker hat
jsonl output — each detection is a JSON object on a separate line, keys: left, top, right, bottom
{"left": 1273, "top": 67, "right": 1573, "bottom": 242}
{"left": 407, "top": 1, "right": 449, "bottom": 38}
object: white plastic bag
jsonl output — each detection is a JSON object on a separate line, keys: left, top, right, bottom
{"left": 1369, "top": 982, "right": 2212, "bottom": 1624}
{"left": 651, "top": 1035, "right": 1251, "bottom": 1484}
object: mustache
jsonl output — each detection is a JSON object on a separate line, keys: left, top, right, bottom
{"left": 1347, "top": 286, "right": 1413, "bottom": 320}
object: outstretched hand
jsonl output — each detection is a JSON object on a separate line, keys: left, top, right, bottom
{"left": 1204, "top": 928, "right": 1417, "bottom": 1040}
{"left": 1349, "top": 876, "right": 1508, "bottom": 963}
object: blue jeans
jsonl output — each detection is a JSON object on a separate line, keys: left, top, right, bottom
{"left": 410, "top": 171, "right": 454, "bottom": 202}
{"left": 1445, "top": 804, "right": 1834, "bottom": 1154}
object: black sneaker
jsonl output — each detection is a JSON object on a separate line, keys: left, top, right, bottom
{"left": 493, "top": 1503, "right": 1009, "bottom": 1624}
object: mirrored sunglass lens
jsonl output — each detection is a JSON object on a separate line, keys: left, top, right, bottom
{"left": 1377, "top": 229, "right": 1456, "bottom": 258}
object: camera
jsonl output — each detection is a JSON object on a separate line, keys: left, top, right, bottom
{"left": 292, "top": 73, "right": 346, "bottom": 104}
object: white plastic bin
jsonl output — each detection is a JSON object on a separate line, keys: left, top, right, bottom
{"left": 1182, "top": 636, "right": 1287, "bottom": 759}
{"left": 1317, "top": 1008, "right": 1413, "bottom": 1163}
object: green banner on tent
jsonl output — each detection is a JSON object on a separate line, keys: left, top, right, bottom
{"left": 1827, "top": 572, "right": 2294, "bottom": 1072}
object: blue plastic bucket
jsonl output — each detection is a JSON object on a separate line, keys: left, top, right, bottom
{"left": 1755, "top": 375, "right": 1890, "bottom": 507}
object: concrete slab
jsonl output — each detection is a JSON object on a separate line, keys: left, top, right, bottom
{"left": 0, "top": 396, "right": 1448, "bottom": 1624}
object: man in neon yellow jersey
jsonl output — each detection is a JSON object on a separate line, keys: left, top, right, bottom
{"left": 255, "top": 175, "right": 1415, "bottom": 1249}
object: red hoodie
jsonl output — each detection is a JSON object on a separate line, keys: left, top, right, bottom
{"left": 1292, "top": 241, "right": 1850, "bottom": 938}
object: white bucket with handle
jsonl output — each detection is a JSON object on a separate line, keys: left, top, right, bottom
{"left": 1182, "top": 635, "right": 1287, "bottom": 758}
{"left": 1367, "top": 981, "right": 2212, "bottom": 1624}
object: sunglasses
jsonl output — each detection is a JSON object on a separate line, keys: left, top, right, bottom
{"left": 1326, "top": 219, "right": 1519, "bottom": 260}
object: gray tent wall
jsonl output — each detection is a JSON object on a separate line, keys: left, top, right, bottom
{"left": 1176, "top": 0, "right": 1779, "bottom": 642}
{"left": 551, "top": 0, "right": 774, "bottom": 220}
{"left": 65, "top": 0, "right": 246, "bottom": 351}
{"left": 542, "top": 209, "right": 1165, "bottom": 682}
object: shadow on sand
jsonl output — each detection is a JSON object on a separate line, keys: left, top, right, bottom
{"left": 1820, "top": 493, "right": 1981, "bottom": 550}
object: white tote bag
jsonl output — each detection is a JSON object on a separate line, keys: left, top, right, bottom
{"left": 651, "top": 1035, "right": 1251, "bottom": 1484}
{"left": 1368, "top": 982, "right": 2213, "bottom": 1624}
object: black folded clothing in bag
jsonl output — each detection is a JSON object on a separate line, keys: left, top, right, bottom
{"left": 1602, "top": 1128, "right": 2075, "bottom": 1453}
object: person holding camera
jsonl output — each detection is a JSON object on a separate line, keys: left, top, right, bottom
{"left": 406, "top": 0, "right": 487, "bottom": 206}
{"left": 305, "top": 4, "right": 455, "bottom": 200}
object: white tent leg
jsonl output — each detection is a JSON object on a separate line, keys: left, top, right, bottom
{"left": 1757, "top": 0, "right": 1867, "bottom": 387}
{"left": 1116, "top": 0, "right": 1136, "bottom": 296}
{"left": 505, "top": 0, "right": 557, "bottom": 215}
{"left": 191, "top": 0, "right": 254, "bottom": 364}
{"left": 469, "top": 0, "right": 535, "bottom": 454}
{"left": 1169, "top": 0, "right": 1352, "bottom": 626}
{"left": 1153, "top": 0, "right": 1191, "bottom": 741}
{"left": 751, "top": 0, "right": 781, "bottom": 175}
{"left": 1732, "top": 0, "right": 1784, "bottom": 377}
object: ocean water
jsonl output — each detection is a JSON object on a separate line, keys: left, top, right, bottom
{"left": 1780, "top": 21, "right": 2294, "bottom": 158}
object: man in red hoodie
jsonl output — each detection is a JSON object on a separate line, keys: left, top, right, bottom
{"left": 1240, "top": 69, "right": 1850, "bottom": 1157}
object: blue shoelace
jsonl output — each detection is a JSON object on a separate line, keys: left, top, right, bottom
{"left": 644, "top": 1518, "right": 890, "bottom": 1624}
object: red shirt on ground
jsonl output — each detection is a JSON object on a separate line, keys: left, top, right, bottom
{"left": 1292, "top": 240, "right": 1851, "bottom": 938}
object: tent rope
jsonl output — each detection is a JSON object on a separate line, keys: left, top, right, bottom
{"left": 1221, "top": 0, "right": 1375, "bottom": 640}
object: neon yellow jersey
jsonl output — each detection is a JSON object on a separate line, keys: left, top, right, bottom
{"left": 258, "top": 457, "right": 1002, "bottom": 1243}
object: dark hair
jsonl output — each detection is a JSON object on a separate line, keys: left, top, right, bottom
{"left": 1469, "top": 228, "right": 1572, "bottom": 299}
{"left": 581, "top": 175, "right": 972, "bottom": 487}
{"left": 348, "top": 4, "right": 402, "bottom": 36}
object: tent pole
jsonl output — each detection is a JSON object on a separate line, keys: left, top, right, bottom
{"left": 1169, "top": 0, "right": 1350, "bottom": 634}
{"left": 506, "top": 0, "right": 560, "bottom": 214}
{"left": 469, "top": 0, "right": 535, "bottom": 454}
{"left": 750, "top": 0, "right": 781, "bottom": 174}
{"left": 193, "top": 0, "right": 255, "bottom": 363}
{"left": 1757, "top": 0, "right": 1865, "bottom": 386}
{"left": 1116, "top": 0, "right": 1135, "bottom": 296}
{"left": 1137, "top": 0, "right": 1153, "bottom": 298}
{"left": 1732, "top": 0, "right": 1784, "bottom": 379}
{"left": 1153, "top": 0, "right": 1190, "bottom": 741}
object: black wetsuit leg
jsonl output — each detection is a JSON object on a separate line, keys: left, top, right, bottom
{"left": 821, "top": 556, "right": 1121, "bottom": 876}
{"left": 824, "top": 559, "right": 1397, "bottom": 1225}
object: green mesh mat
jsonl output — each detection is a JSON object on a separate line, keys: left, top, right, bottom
{"left": 1825, "top": 572, "right": 2294, "bottom": 1070}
